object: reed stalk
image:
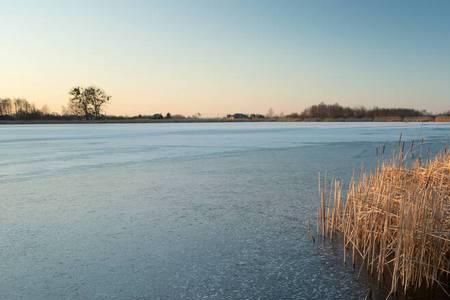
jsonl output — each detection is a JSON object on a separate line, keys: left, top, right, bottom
{"left": 318, "top": 147, "right": 450, "bottom": 297}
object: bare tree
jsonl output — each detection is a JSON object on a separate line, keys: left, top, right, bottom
{"left": 192, "top": 112, "right": 201, "bottom": 119}
{"left": 69, "top": 86, "right": 89, "bottom": 119}
{"left": 0, "top": 98, "right": 12, "bottom": 116}
{"left": 68, "top": 86, "right": 111, "bottom": 119}
{"left": 41, "top": 105, "right": 51, "bottom": 115}
{"left": 85, "top": 87, "right": 111, "bottom": 118}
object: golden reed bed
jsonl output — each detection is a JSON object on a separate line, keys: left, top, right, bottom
{"left": 317, "top": 146, "right": 450, "bottom": 298}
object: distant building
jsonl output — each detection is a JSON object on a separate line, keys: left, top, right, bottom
{"left": 249, "top": 114, "right": 265, "bottom": 119}
{"left": 227, "top": 113, "right": 249, "bottom": 119}
{"left": 150, "top": 113, "right": 163, "bottom": 119}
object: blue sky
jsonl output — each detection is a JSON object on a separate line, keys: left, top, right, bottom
{"left": 1, "top": 0, "right": 449, "bottom": 115}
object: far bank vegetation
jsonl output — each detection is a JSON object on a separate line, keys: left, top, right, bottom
{"left": 0, "top": 93, "right": 449, "bottom": 122}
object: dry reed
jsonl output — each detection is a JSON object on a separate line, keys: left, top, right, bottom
{"left": 318, "top": 145, "right": 450, "bottom": 297}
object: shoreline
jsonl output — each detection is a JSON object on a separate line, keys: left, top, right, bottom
{"left": 1, "top": 117, "right": 449, "bottom": 125}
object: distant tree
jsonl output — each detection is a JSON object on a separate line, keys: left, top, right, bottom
{"left": 41, "top": 105, "right": 50, "bottom": 115}
{"left": 172, "top": 114, "right": 186, "bottom": 119}
{"left": 285, "top": 112, "right": 300, "bottom": 118}
{"left": 165, "top": 112, "right": 172, "bottom": 119}
{"left": 0, "top": 98, "right": 12, "bottom": 116}
{"left": 353, "top": 106, "right": 367, "bottom": 118}
{"left": 86, "top": 87, "right": 111, "bottom": 118}
{"left": 68, "top": 86, "right": 111, "bottom": 119}
{"left": 13, "top": 98, "right": 27, "bottom": 114}
{"left": 192, "top": 112, "right": 201, "bottom": 119}
{"left": 69, "top": 86, "right": 89, "bottom": 118}
{"left": 10, "top": 98, "right": 38, "bottom": 119}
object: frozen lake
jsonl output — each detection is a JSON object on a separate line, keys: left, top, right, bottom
{"left": 1, "top": 122, "right": 449, "bottom": 299}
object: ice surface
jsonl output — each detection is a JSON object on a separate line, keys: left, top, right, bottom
{"left": 0, "top": 122, "right": 449, "bottom": 299}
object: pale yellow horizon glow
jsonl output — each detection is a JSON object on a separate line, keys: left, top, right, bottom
{"left": 1, "top": 77, "right": 447, "bottom": 117}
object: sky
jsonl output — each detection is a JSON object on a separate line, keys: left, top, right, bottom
{"left": 1, "top": 0, "right": 449, "bottom": 116}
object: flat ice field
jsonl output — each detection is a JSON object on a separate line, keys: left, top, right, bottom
{"left": 1, "top": 122, "right": 449, "bottom": 299}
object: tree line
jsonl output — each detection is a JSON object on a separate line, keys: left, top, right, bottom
{"left": 0, "top": 86, "right": 111, "bottom": 121}
{"left": 297, "top": 102, "right": 429, "bottom": 120}
{"left": 0, "top": 98, "right": 52, "bottom": 120}
{"left": 227, "top": 103, "right": 441, "bottom": 120}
